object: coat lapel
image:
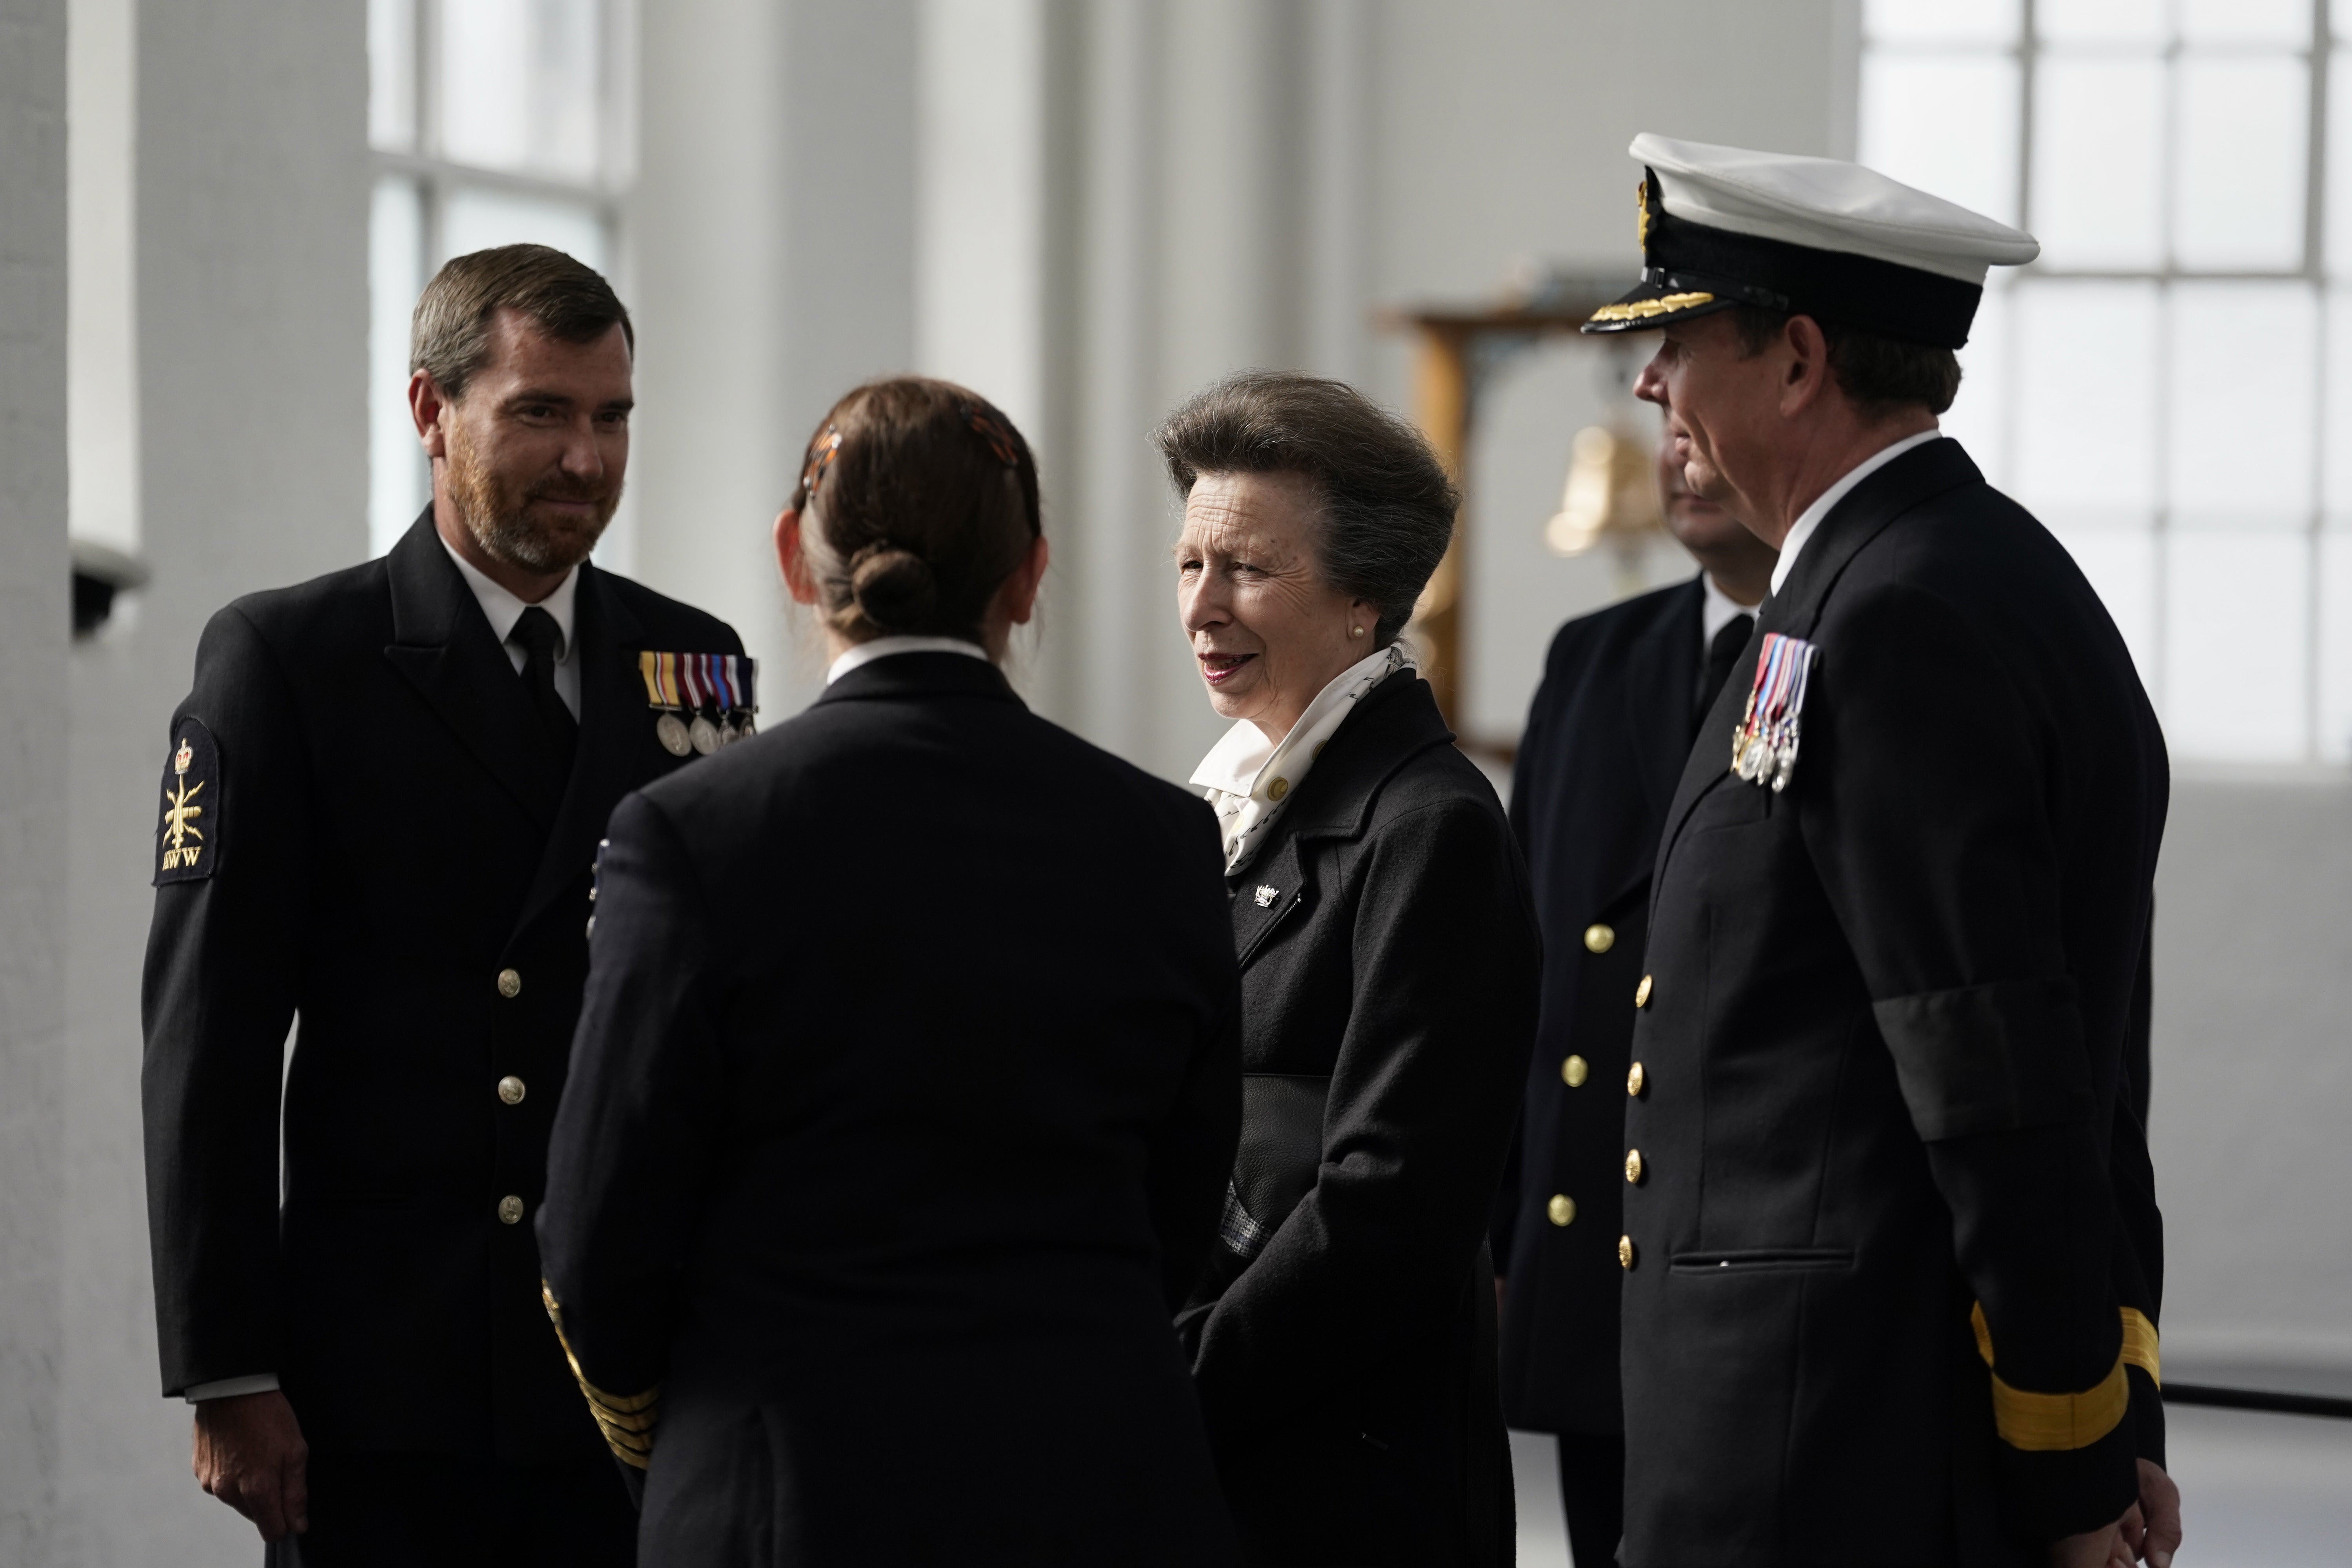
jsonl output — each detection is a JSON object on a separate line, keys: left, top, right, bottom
{"left": 1597, "top": 578, "right": 1705, "bottom": 914}
{"left": 514, "top": 564, "right": 648, "bottom": 939}
{"left": 382, "top": 511, "right": 566, "bottom": 829}
{"left": 1649, "top": 437, "right": 1985, "bottom": 887}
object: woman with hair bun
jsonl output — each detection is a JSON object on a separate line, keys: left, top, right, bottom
{"left": 539, "top": 377, "right": 1244, "bottom": 1565}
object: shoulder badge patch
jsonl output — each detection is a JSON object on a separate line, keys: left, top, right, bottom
{"left": 154, "top": 719, "right": 219, "bottom": 885}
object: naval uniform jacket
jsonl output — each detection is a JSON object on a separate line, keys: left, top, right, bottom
{"left": 141, "top": 512, "right": 741, "bottom": 1463}
{"left": 1178, "top": 670, "right": 1539, "bottom": 1568}
{"left": 1621, "top": 439, "right": 2168, "bottom": 1566}
{"left": 537, "top": 653, "right": 1244, "bottom": 1566}
{"left": 1493, "top": 576, "right": 1703, "bottom": 1437}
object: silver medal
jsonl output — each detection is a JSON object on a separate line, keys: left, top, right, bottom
{"left": 689, "top": 714, "right": 721, "bottom": 755}
{"left": 655, "top": 712, "right": 692, "bottom": 757}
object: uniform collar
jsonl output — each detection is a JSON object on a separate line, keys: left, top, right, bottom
{"left": 1769, "top": 426, "right": 1942, "bottom": 597}
{"left": 438, "top": 524, "right": 579, "bottom": 661}
{"left": 825, "top": 635, "right": 990, "bottom": 685}
{"left": 1700, "top": 570, "right": 1760, "bottom": 650}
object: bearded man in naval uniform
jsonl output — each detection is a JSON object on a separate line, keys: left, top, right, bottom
{"left": 142, "top": 244, "right": 743, "bottom": 1565}
{"left": 1582, "top": 135, "right": 2181, "bottom": 1568}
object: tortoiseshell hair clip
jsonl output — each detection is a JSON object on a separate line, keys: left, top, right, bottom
{"left": 962, "top": 403, "right": 1021, "bottom": 469}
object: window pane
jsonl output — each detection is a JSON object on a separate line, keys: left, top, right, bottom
{"left": 2164, "top": 529, "right": 2312, "bottom": 759}
{"left": 2321, "top": 527, "right": 2352, "bottom": 761}
{"left": 2033, "top": 57, "right": 2165, "bottom": 267}
{"left": 1943, "top": 279, "right": 2012, "bottom": 485}
{"left": 2039, "top": 0, "right": 2167, "bottom": 44}
{"left": 2174, "top": 55, "right": 2308, "bottom": 270}
{"left": 1864, "top": 0, "right": 2020, "bottom": 43}
{"left": 370, "top": 178, "right": 426, "bottom": 558}
{"left": 2178, "top": 0, "right": 2310, "bottom": 45}
{"left": 2013, "top": 281, "right": 2161, "bottom": 511}
{"left": 2169, "top": 283, "right": 2317, "bottom": 516}
{"left": 1860, "top": 53, "right": 2021, "bottom": 225}
{"left": 438, "top": 0, "right": 604, "bottom": 183}
{"left": 368, "top": 0, "right": 415, "bottom": 153}
{"left": 440, "top": 187, "right": 608, "bottom": 272}
{"left": 2052, "top": 526, "right": 2159, "bottom": 682}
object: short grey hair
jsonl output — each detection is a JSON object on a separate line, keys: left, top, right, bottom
{"left": 1153, "top": 371, "right": 1459, "bottom": 646}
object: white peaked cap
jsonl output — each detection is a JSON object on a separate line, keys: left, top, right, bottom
{"left": 1632, "top": 132, "right": 2038, "bottom": 284}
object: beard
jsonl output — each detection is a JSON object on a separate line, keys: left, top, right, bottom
{"left": 445, "top": 421, "right": 620, "bottom": 573}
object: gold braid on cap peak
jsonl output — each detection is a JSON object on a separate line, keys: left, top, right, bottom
{"left": 542, "top": 1282, "right": 659, "bottom": 1469}
{"left": 1587, "top": 291, "right": 1717, "bottom": 324}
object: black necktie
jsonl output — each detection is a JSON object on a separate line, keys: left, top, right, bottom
{"left": 509, "top": 606, "right": 578, "bottom": 765}
{"left": 1696, "top": 612, "right": 1755, "bottom": 737}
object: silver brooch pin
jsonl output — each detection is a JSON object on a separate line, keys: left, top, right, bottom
{"left": 1254, "top": 885, "right": 1279, "bottom": 908}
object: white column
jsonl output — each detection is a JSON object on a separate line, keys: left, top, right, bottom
{"left": 0, "top": 0, "right": 70, "bottom": 1559}
{"left": 630, "top": 0, "right": 918, "bottom": 720}
{"left": 59, "top": 2, "right": 368, "bottom": 1563}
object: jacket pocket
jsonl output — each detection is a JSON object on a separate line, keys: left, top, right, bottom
{"left": 1668, "top": 1247, "right": 1855, "bottom": 1274}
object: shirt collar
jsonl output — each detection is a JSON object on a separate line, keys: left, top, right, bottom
{"left": 1189, "top": 641, "right": 1406, "bottom": 798}
{"left": 439, "top": 531, "right": 579, "bottom": 659}
{"left": 825, "top": 635, "right": 991, "bottom": 686}
{"left": 1768, "top": 427, "right": 1942, "bottom": 597}
{"left": 1700, "top": 570, "right": 1760, "bottom": 648}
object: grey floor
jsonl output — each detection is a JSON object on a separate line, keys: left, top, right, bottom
{"left": 1511, "top": 1409, "right": 2352, "bottom": 1566}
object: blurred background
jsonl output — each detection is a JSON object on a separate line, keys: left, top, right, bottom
{"left": 2, "top": 0, "right": 2348, "bottom": 1561}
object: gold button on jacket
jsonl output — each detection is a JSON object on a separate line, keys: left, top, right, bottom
{"left": 496, "top": 967, "right": 522, "bottom": 999}
{"left": 497, "top": 1195, "right": 525, "bottom": 1225}
{"left": 1618, "top": 1234, "right": 1635, "bottom": 1270}
{"left": 1626, "top": 1061, "right": 1646, "bottom": 1097}
{"left": 1583, "top": 922, "right": 1615, "bottom": 953}
{"left": 1546, "top": 1194, "right": 1577, "bottom": 1227}
{"left": 497, "top": 1075, "right": 526, "bottom": 1105}
{"left": 1561, "top": 1054, "right": 1589, "bottom": 1088}
{"left": 1634, "top": 974, "right": 1653, "bottom": 1008}
{"left": 1625, "top": 1148, "right": 1645, "bottom": 1184}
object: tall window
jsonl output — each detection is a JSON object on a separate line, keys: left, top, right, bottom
{"left": 1862, "top": 0, "right": 2351, "bottom": 764}
{"left": 367, "top": 0, "right": 634, "bottom": 558}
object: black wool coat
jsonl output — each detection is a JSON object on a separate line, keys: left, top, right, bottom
{"left": 1178, "top": 670, "right": 1539, "bottom": 1568}
{"left": 1493, "top": 576, "right": 1704, "bottom": 1437}
{"left": 141, "top": 510, "right": 741, "bottom": 1463}
{"left": 1621, "top": 439, "right": 2169, "bottom": 1566}
{"left": 538, "top": 653, "right": 1245, "bottom": 1567}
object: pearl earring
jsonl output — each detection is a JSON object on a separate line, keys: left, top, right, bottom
{"left": 1350, "top": 624, "right": 1365, "bottom": 638}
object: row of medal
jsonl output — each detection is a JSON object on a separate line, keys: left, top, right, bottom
{"left": 1729, "top": 631, "right": 1818, "bottom": 794}
{"left": 639, "top": 650, "right": 759, "bottom": 758}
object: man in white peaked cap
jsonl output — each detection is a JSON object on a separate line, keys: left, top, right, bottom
{"left": 1588, "top": 135, "right": 2180, "bottom": 1568}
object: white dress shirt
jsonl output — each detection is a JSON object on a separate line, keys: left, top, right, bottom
{"left": 1769, "top": 428, "right": 1943, "bottom": 598}
{"left": 1700, "top": 570, "right": 1761, "bottom": 659}
{"left": 439, "top": 534, "right": 582, "bottom": 717}
{"left": 1191, "top": 641, "right": 1414, "bottom": 873}
{"left": 825, "top": 635, "right": 992, "bottom": 685}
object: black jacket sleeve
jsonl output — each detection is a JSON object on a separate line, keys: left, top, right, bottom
{"left": 141, "top": 606, "right": 312, "bottom": 1396}
{"left": 1191, "top": 797, "right": 1537, "bottom": 1426}
{"left": 1805, "top": 582, "right": 2149, "bottom": 1540}
{"left": 537, "top": 790, "right": 725, "bottom": 1465}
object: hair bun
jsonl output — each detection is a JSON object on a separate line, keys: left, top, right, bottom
{"left": 847, "top": 543, "right": 938, "bottom": 632}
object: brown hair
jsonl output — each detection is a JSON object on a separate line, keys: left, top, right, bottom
{"left": 410, "top": 244, "right": 634, "bottom": 401}
{"left": 1729, "top": 305, "right": 1963, "bottom": 417}
{"left": 1153, "top": 372, "right": 1458, "bottom": 647}
{"left": 792, "top": 377, "right": 1042, "bottom": 643}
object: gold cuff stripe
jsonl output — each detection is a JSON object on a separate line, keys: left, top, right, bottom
{"left": 2120, "top": 1306, "right": 2160, "bottom": 1387}
{"left": 1969, "top": 1301, "right": 2155, "bottom": 1452}
{"left": 1587, "top": 291, "right": 1717, "bottom": 323}
{"left": 542, "top": 1281, "right": 660, "bottom": 1469}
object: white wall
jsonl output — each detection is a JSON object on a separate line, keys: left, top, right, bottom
{"left": 56, "top": 3, "right": 368, "bottom": 1564}
{"left": 0, "top": 2, "right": 71, "bottom": 1558}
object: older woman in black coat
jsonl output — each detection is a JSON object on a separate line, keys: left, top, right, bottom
{"left": 1161, "top": 372, "right": 1541, "bottom": 1567}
